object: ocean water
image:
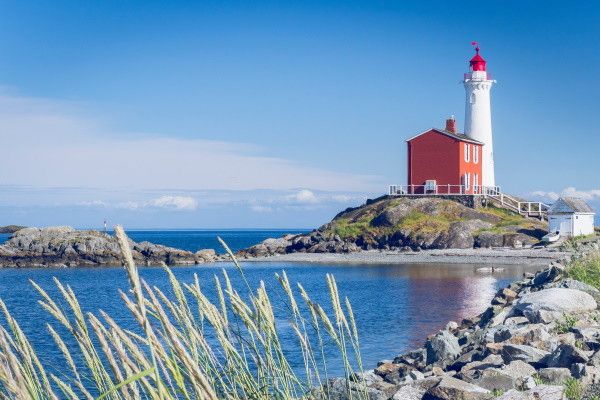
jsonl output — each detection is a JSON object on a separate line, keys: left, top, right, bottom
{"left": 0, "top": 229, "right": 309, "bottom": 252}
{"left": 0, "top": 230, "right": 540, "bottom": 382}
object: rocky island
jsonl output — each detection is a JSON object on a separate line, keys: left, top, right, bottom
{"left": 238, "top": 196, "right": 549, "bottom": 258}
{"left": 0, "top": 226, "right": 219, "bottom": 268}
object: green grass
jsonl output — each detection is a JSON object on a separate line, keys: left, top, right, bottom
{"left": 0, "top": 226, "right": 367, "bottom": 400}
{"left": 566, "top": 251, "right": 600, "bottom": 290}
{"left": 554, "top": 314, "right": 579, "bottom": 334}
{"left": 564, "top": 377, "right": 583, "bottom": 400}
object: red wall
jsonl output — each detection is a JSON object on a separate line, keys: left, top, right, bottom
{"left": 407, "top": 130, "right": 482, "bottom": 194}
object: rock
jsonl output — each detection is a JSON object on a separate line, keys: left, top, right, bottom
{"left": 409, "top": 370, "right": 425, "bottom": 380}
{"left": 312, "top": 377, "right": 390, "bottom": 400}
{"left": 392, "top": 385, "right": 424, "bottom": 400}
{"left": 0, "top": 226, "right": 201, "bottom": 267}
{"left": 472, "top": 368, "right": 519, "bottom": 392}
{"left": 537, "top": 368, "right": 572, "bottom": 385}
{"left": 514, "top": 288, "right": 597, "bottom": 323}
{"left": 424, "top": 376, "right": 492, "bottom": 399}
{"left": 555, "top": 278, "right": 600, "bottom": 303}
{"left": 532, "top": 266, "right": 562, "bottom": 286}
{"left": 195, "top": 249, "right": 217, "bottom": 262}
{"left": 501, "top": 344, "right": 550, "bottom": 365}
{"left": 496, "top": 385, "right": 565, "bottom": 400}
{"left": 504, "top": 317, "right": 529, "bottom": 326}
{"left": 546, "top": 343, "right": 589, "bottom": 368}
{"left": 426, "top": 330, "right": 461, "bottom": 365}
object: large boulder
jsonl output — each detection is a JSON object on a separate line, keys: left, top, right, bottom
{"left": 496, "top": 385, "right": 565, "bottom": 400}
{"left": 426, "top": 331, "right": 461, "bottom": 365}
{"left": 514, "top": 288, "right": 597, "bottom": 323}
{"left": 424, "top": 376, "right": 492, "bottom": 400}
{"left": 501, "top": 344, "right": 549, "bottom": 365}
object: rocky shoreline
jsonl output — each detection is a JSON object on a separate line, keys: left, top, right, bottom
{"left": 241, "top": 248, "right": 569, "bottom": 266}
{"left": 311, "top": 239, "right": 600, "bottom": 399}
{"left": 0, "top": 226, "right": 221, "bottom": 268}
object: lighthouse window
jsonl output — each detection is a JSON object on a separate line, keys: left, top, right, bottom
{"left": 474, "top": 146, "right": 479, "bottom": 163}
{"left": 464, "top": 144, "right": 471, "bottom": 162}
{"left": 470, "top": 93, "right": 476, "bottom": 104}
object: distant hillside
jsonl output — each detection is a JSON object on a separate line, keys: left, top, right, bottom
{"left": 238, "top": 196, "right": 548, "bottom": 257}
{"left": 0, "top": 225, "right": 26, "bottom": 234}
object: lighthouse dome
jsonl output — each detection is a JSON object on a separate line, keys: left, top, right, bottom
{"left": 469, "top": 46, "right": 486, "bottom": 71}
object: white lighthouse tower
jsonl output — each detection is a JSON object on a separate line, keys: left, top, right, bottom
{"left": 463, "top": 43, "right": 496, "bottom": 187}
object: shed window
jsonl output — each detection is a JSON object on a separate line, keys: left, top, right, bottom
{"left": 464, "top": 143, "right": 471, "bottom": 162}
{"left": 473, "top": 146, "right": 479, "bottom": 164}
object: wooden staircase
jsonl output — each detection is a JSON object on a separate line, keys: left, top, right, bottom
{"left": 484, "top": 190, "right": 549, "bottom": 220}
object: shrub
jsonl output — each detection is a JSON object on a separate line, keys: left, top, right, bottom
{"left": 566, "top": 251, "right": 600, "bottom": 290}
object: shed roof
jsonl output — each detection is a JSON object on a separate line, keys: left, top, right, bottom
{"left": 548, "top": 197, "right": 595, "bottom": 214}
{"left": 406, "top": 128, "right": 484, "bottom": 145}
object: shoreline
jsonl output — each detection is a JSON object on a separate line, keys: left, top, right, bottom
{"left": 235, "top": 247, "right": 569, "bottom": 265}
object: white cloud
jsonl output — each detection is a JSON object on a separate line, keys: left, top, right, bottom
{"left": 286, "top": 189, "right": 319, "bottom": 204}
{"left": 0, "top": 90, "right": 383, "bottom": 193}
{"left": 77, "top": 195, "right": 198, "bottom": 211}
{"left": 529, "top": 187, "right": 600, "bottom": 202}
{"left": 149, "top": 195, "right": 198, "bottom": 210}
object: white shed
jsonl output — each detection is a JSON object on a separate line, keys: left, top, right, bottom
{"left": 548, "top": 197, "right": 595, "bottom": 238}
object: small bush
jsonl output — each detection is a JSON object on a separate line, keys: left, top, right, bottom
{"left": 554, "top": 314, "right": 579, "bottom": 334}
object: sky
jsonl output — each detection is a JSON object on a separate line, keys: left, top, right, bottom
{"left": 0, "top": 0, "right": 598, "bottom": 229}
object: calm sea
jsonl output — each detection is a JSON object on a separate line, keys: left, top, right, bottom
{"left": 0, "top": 230, "right": 539, "bottom": 379}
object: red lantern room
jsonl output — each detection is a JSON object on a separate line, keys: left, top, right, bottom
{"left": 469, "top": 42, "right": 486, "bottom": 71}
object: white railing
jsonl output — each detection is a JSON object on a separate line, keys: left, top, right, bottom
{"left": 389, "top": 184, "right": 500, "bottom": 196}
{"left": 388, "top": 184, "right": 549, "bottom": 219}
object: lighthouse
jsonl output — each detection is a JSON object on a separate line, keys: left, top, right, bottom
{"left": 463, "top": 43, "right": 496, "bottom": 187}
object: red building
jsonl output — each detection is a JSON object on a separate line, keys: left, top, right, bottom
{"left": 405, "top": 117, "right": 483, "bottom": 195}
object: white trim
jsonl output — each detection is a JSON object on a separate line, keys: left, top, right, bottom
{"left": 464, "top": 143, "right": 471, "bottom": 162}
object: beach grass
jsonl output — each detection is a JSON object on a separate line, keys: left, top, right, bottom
{"left": 0, "top": 226, "right": 365, "bottom": 399}
{"left": 566, "top": 251, "right": 600, "bottom": 290}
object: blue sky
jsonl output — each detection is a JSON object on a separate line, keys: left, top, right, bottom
{"left": 0, "top": 0, "right": 598, "bottom": 228}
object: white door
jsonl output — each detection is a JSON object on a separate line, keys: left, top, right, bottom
{"left": 560, "top": 218, "right": 573, "bottom": 237}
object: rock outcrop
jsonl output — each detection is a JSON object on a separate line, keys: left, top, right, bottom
{"left": 0, "top": 226, "right": 218, "bottom": 267}
{"left": 310, "top": 252, "right": 600, "bottom": 400}
{"left": 238, "top": 196, "right": 548, "bottom": 257}
{"left": 0, "top": 225, "right": 26, "bottom": 234}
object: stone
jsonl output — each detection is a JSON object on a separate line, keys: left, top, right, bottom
{"left": 537, "top": 368, "right": 572, "bottom": 385}
{"left": 501, "top": 344, "right": 550, "bottom": 365}
{"left": 546, "top": 343, "right": 589, "bottom": 368}
{"left": 409, "top": 370, "right": 425, "bottom": 380}
{"left": 532, "top": 266, "right": 562, "bottom": 286}
{"left": 555, "top": 278, "right": 600, "bottom": 302}
{"left": 504, "top": 317, "right": 529, "bottom": 326}
{"left": 496, "top": 385, "right": 565, "bottom": 400}
{"left": 502, "top": 360, "right": 537, "bottom": 379}
{"left": 446, "top": 321, "right": 459, "bottom": 331}
{"left": 426, "top": 330, "right": 461, "bottom": 365}
{"left": 195, "top": 248, "right": 217, "bottom": 262}
{"left": 514, "top": 288, "right": 597, "bottom": 323}
{"left": 424, "top": 376, "right": 492, "bottom": 400}
{"left": 472, "top": 368, "right": 518, "bottom": 392}
{"left": 313, "top": 377, "right": 392, "bottom": 400}
{"left": 392, "top": 385, "right": 424, "bottom": 400}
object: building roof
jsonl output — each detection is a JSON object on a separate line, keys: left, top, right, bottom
{"left": 406, "top": 128, "right": 484, "bottom": 145}
{"left": 548, "top": 197, "right": 595, "bottom": 214}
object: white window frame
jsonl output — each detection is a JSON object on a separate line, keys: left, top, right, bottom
{"left": 473, "top": 146, "right": 479, "bottom": 164}
{"left": 474, "top": 173, "right": 479, "bottom": 191}
{"left": 463, "top": 173, "right": 471, "bottom": 190}
{"left": 464, "top": 143, "right": 470, "bottom": 163}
